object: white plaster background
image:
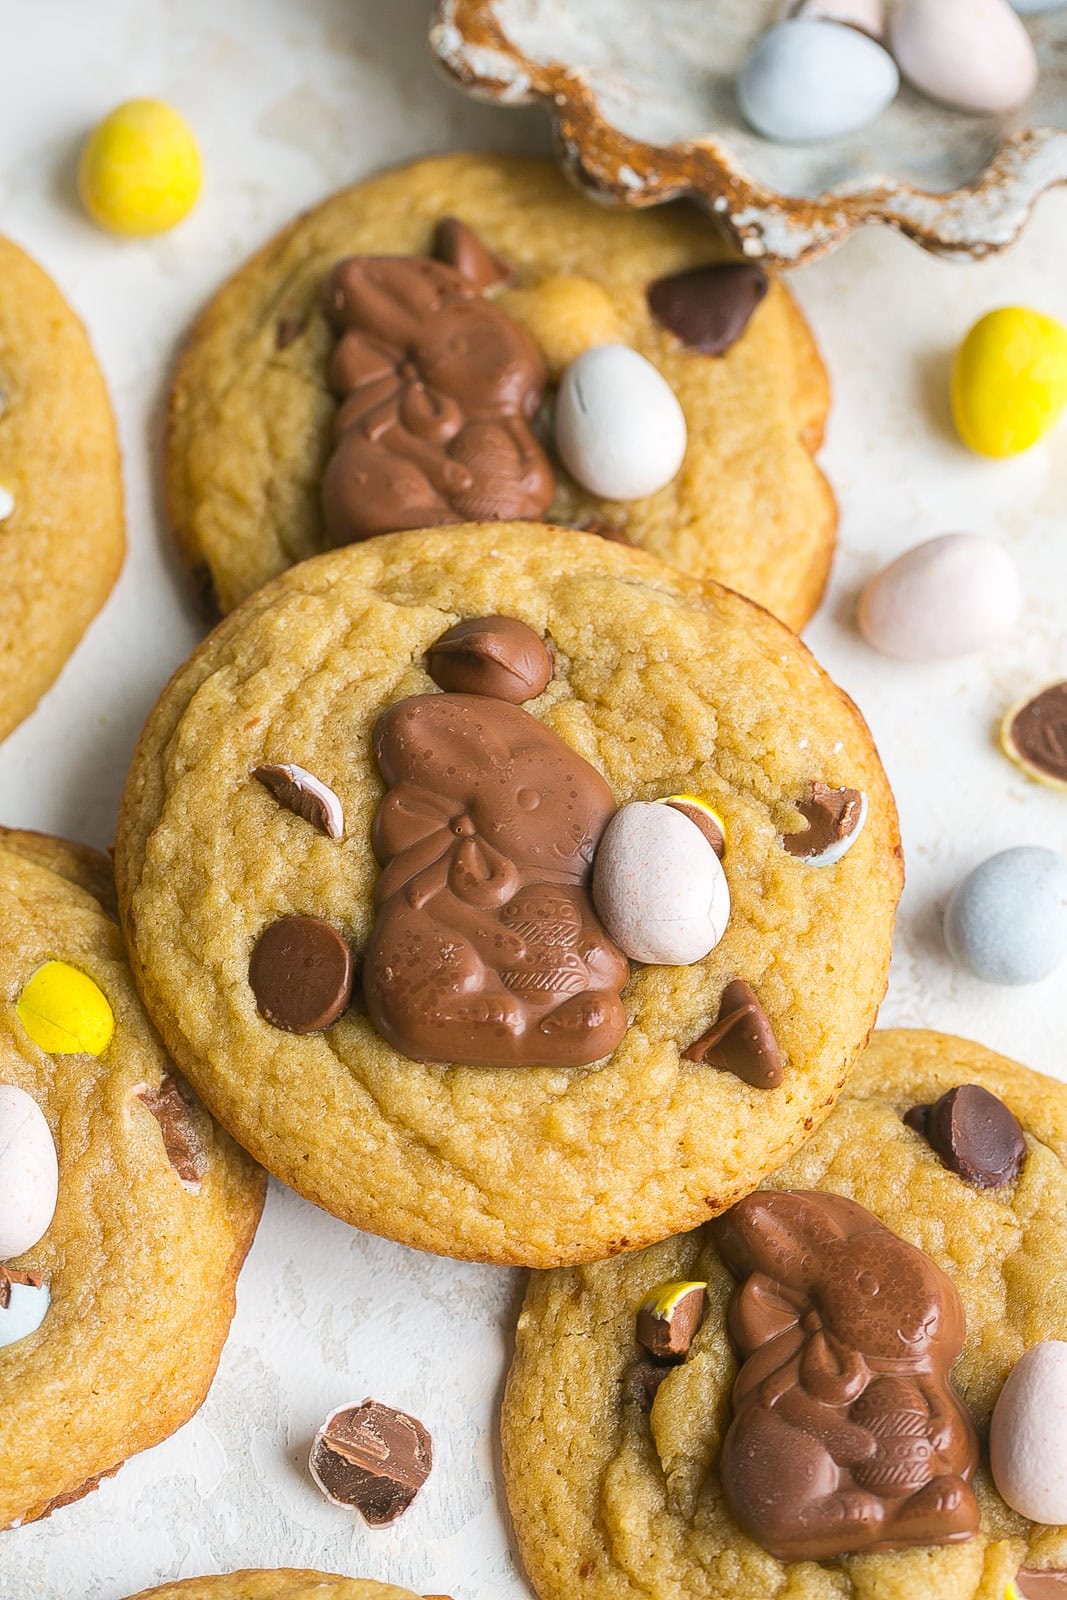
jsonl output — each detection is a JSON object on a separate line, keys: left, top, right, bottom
{"left": 0, "top": 2, "right": 1065, "bottom": 1596}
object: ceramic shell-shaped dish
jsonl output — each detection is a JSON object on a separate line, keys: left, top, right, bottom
{"left": 431, "top": 0, "right": 1067, "bottom": 265}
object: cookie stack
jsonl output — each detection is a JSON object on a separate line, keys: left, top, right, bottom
{"left": 3, "top": 153, "right": 1065, "bottom": 1600}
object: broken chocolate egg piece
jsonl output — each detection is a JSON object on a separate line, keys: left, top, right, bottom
{"left": 784, "top": 781, "right": 867, "bottom": 866}
{"left": 0, "top": 1266, "right": 50, "bottom": 1351}
{"left": 309, "top": 1398, "right": 433, "bottom": 1525}
{"left": 137, "top": 1075, "right": 207, "bottom": 1192}
{"left": 1001, "top": 682, "right": 1067, "bottom": 792}
{"left": 636, "top": 1280, "right": 708, "bottom": 1360}
{"left": 660, "top": 793, "right": 726, "bottom": 858}
{"left": 684, "top": 979, "right": 784, "bottom": 1088}
{"left": 252, "top": 763, "right": 343, "bottom": 838}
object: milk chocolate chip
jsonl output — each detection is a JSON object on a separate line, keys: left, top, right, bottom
{"left": 1016, "top": 1572, "right": 1067, "bottom": 1599}
{"left": 1003, "top": 682, "right": 1067, "bottom": 788}
{"left": 647, "top": 263, "right": 769, "bottom": 357}
{"left": 137, "top": 1075, "right": 207, "bottom": 1190}
{"left": 309, "top": 1399, "right": 432, "bottom": 1525}
{"left": 425, "top": 615, "right": 552, "bottom": 703}
{"left": 252, "top": 762, "right": 344, "bottom": 838}
{"left": 683, "top": 979, "right": 783, "bottom": 1087}
{"left": 714, "top": 1189, "right": 979, "bottom": 1561}
{"left": 905, "top": 1083, "right": 1026, "bottom": 1189}
{"left": 432, "top": 217, "right": 512, "bottom": 290}
{"left": 636, "top": 1280, "right": 707, "bottom": 1360}
{"left": 249, "top": 915, "right": 353, "bottom": 1034}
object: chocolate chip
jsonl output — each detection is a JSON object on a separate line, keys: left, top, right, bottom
{"left": 249, "top": 916, "right": 353, "bottom": 1034}
{"left": 580, "top": 518, "right": 630, "bottom": 544}
{"left": 784, "top": 782, "right": 865, "bottom": 861}
{"left": 665, "top": 798, "right": 725, "bottom": 859}
{"left": 1004, "top": 682, "right": 1067, "bottom": 787}
{"left": 636, "top": 1281, "right": 707, "bottom": 1360}
{"left": 624, "top": 1359, "right": 670, "bottom": 1411}
{"left": 905, "top": 1083, "right": 1026, "bottom": 1189}
{"left": 252, "top": 763, "right": 344, "bottom": 838}
{"left": 309, "top": 1399, "right": 432, "bottom": 1525}
{"left": 432, "top": 217, "right": 512, "bottom": 291}
{"left": 137, "top": 1075, "right": 207, "bottom": 1190}
{"left": 425, "top": 615, "right": 553, "bottom": 704}
{"left": 276, "top": 316, "right": 305, "bottom": 349}
{"left": 683, "top": 980, "right": 783, "bottom": 1088}
{"left": 647, "top": 263, "right": 769, "bottom": 357}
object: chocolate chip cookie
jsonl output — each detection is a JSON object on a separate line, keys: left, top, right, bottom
{"left": 0, "top": 237, "right": 124, "bottom": 743}
{"left": 503, "top": 1029, "right": 1067, "bottom": 1600}
{"left": 0, "top": 828, "right": 265, "bottom": 1529}
{"left": 124, "top": 1576, "right": 430, "bottom": 1600}
{"left": 166, "top": 152, "right": 834, "bottom": 628}
{"left": 115, "top": 524, "right": 899, "bottom": 1266}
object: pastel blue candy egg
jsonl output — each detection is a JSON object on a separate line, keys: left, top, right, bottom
{"left": 945, "top": 846, "right": 1067, "bottom": 985}
{"left": 0, "top": 1278, "right": 49, "bottom": 1351}
{"left": 1011, "top": 1, "right": 1067, "bottom": 13}
{"left": 738, "top": 18, "right": 900, "bottom": 144}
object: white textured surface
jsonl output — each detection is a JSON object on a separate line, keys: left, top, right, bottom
{"left": 0, "top": 2, "right": 1066, "bottom": 1597}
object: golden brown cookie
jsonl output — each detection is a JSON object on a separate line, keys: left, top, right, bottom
{"left": 115, "top": 524, "right": 899, "bottom": 1267}
{"left": 166, "top": 153, "right": 834, "bottom": 628}
{"left": 0, "top": 829, "right": 265, "bottom": 1529}
{"left": 0, "top": 238, "right": 124, "bottom": 743}
{"left": 123, "top": 1575, "right": 428, "bottom": 1600}
{"left": 503, "top": 1029, "right": 1067, "bottom": 1600}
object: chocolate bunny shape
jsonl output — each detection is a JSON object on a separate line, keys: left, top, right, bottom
{"left": 321, "top": 256, "right": 554, "bottom": 546}
{"left": 363, "top": 690, "right": 629, "bottom": 1068}
{"left": 714, "top": 1190, "right": 979, "bottom": 1561}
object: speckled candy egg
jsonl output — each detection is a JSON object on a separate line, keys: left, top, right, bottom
{"left": 952, "top": 308, "right": 1067, "bottom": 459}
{"left": 738, "top": 19, "right": 900, "bottom": 144}
{"left": 0, "top": 1084, "right": 59, "bottom": 1260}
{"left": 554, "top": 345, "right": 687, "bottom": 501}
{"left": 944, "top": 846, "right": 1067, "bottom": 986}
{"left": 592, "top": 801, "right": 731, "bottom": 965}
{"left": 890, "top": 0, "right": 1039, "bottom": 114}
{"left": 858, "top": 532, "right": 1021, "bottom": 661}
{"left": 990, "top": 1343, "right": 1067, "bottom": 1522}
{"left": 0, "top": 1278, "right": 50, "bottom": 1351}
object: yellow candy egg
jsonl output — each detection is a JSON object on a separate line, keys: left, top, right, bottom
{"left": 17, "top": 960, "right": 115, "bottom": 1056}
{"left": 952, "top": 307, "right": 1067, "bottom": 458}
{"left": 78, "top": 98, "right": 201, "bottom": 237}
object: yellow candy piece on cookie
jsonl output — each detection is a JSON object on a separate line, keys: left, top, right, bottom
{"left": 17, "top": 960, "right": 115, "bottom": 1055}
{"left": 952, "top": 307, "right": 1067, "bottom": 458}
{"left": 78, "top": 98, "right": 201, "bottom": 237}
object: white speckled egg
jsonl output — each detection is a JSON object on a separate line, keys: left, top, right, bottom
{"left": 857, "top": 532, "right": 1021, "bottom": 661}
{"left": 990, "top": 1342, "right": 1067, "bottom": 1522}
{"left": 944, "top": 847, "right": 1067, "bottom": 986}
{"left": 738, "top": 19, "right": 899, "bottom": 144}
{"left": 890, "top": 0, "right": 1039, "bottom": 113}
{"left": 0, "top": 1278, "right": 50, "bottom": 1350}
{"left": 0, "top": 1084, "right": 58, "bottom": 1260}
{"left": 592, "top": 801, "right": 731, "bottom": 965}
{"left": 784, "top": 0, "right": 886, "bottom": 37}
{"left": 555, "top": 345, "right": 687, "bottom": 501}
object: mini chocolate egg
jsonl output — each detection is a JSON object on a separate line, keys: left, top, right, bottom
{"left": 784, "top": 0, "right": 886, "bottom": 36}
{"left": 554, "top": 345, "right": 687, "bottom": 500}
{"left": 0, "top": 1084, "right": 59, "bottom": 1259}
{"left": 944, "top": 846, "right": 1067, "bottom": 986}
{"left": 990, "top": 1342, "right": 1067, "bottom": 1523}
{"left": 889, "top": 0, "right": 1038, "bottom": 114}
{"left": 858, "top": 532, "right": 1021, "bottom": 661}
{"left": 592, "top": 800, "right": 731, "bottom": 965}
{"left": 952, "top": 308, "right": 1067, "bottom": 459}
{"left": 738, "top": 19, "right": 899, "bottom": 144}
{"left": 0, "top": 1277, "right": 50, "bottom": 1351}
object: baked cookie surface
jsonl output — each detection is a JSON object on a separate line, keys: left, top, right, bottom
{"left": 0, "top": 829, "right": 265, "bottom": 1530}
{"left": 502, "top": 1029, "right": 1067, "bottom": 1600}
{"left": 115, "top": 525, "right": 899, "bottom": 1266}
{"left": 124, "top": 1575, "right": 425, "bottom": 1600}
{"left": 167, "top": 152, "right": 834, "bottom": 628}
{"left": 0, "top": 238, "right": 124, "bottom": 743}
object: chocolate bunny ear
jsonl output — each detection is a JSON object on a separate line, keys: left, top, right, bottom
{"left": 714, "top": 1190, "right": 850, "bottom": 1293}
